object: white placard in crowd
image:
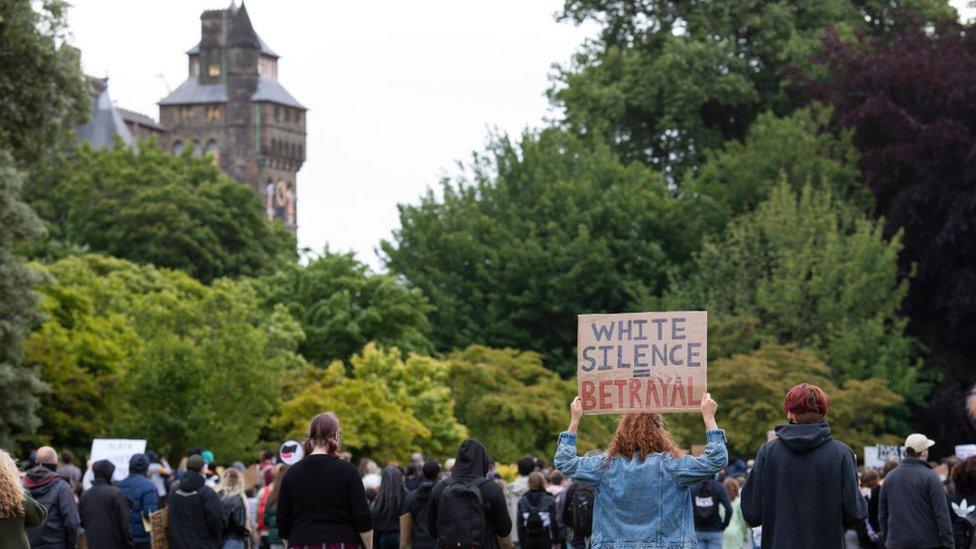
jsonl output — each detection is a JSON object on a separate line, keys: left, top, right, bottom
{"left": 89, "top": 438, "right": 146, "bottom": 482}
{"left": 956, "top": 444, "right": 976, "bottom": 460}
{"left": 863, "top": 444, "right": 905, "bottom": 469}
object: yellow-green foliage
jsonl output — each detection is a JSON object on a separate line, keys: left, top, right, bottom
{"left": 665, "top": 342, "right": 902, "bottom": 457}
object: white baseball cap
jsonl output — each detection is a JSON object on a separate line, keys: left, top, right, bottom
{"left": 905, "top": 433, "right": 936, "bottom": 453}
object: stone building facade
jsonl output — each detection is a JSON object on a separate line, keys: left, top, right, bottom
{"left": 159, "top": 3, "right": 306, "bottom": 229}
{"left": 77, "top": 3, "right": 306, "bottom": 231}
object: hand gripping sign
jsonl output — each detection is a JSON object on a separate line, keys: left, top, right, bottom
{"left": 578, "top": 311, "right": 707, "bottom": 414}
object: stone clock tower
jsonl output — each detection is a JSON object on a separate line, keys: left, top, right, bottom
{"left": 158, "top": 2, "right": 305, "bottom": 230}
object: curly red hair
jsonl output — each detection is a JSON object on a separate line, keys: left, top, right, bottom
{"left": 606, "top": 413, "right": 685, "bottom": 460}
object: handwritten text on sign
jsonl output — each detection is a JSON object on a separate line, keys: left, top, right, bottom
{"left": 578, "top": 311, "right": 707, "bottom": 414}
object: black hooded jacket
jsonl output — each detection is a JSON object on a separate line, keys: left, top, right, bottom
{"left": 23, "top": 465, "right": 80, "bottom": 549}
{"left": 167, "top": 470, "right": 224, "bottom": 549}
{"left": 740, "top": 422, "right": 866, "bottom": 549}
{"left": 428, "top": 439, "right": 512, "bottom": 549}
{"left": 404, "top": 480, "right": 437, "bottom": 549}
{"left": 79, "top": 460, "right": 133, "bottom": 549}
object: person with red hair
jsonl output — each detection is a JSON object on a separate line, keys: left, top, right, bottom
{"left": 741, "top": 383, "right": 866, "bottom": 548}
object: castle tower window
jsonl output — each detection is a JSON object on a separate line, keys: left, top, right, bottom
{"left": 192, "top": 140, "right": 202, "bottom": 156}
{"left": 172, "top": 140, "right": 184, "bottom": 154}
{"left": 208, "top": 64, "right": 221, "bottom": 77}
{"left": 207, "top": 105, "right": 221, "bottom": 120}
{"left": 205, "top": 139, "right": 219, "bottom": 165}
{"left": 275, "top": 105, "right": 280, "bottom": 122}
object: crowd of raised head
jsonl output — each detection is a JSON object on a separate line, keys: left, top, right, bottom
{"left": 0, "top": 384, "right": 971, "bottom": 549}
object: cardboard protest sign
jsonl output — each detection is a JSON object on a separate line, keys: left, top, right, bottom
{"left": 149, "top": 507, "right": 169, "bottom": 549}
{"left": 863, "top": 444, "right": 905, "bottom": 469}
{"left": 243, "top": 465, "right": 262, "bottom": 489}
{"left": 89, "top": 439, "right": 146, "bottom": 482}
{"left": 578, "top": 311, "right": 707, "bottom": 414}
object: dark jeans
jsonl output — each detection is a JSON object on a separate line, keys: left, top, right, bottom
{"left": 377, "top": 531, "right": 399, "bottom": 549}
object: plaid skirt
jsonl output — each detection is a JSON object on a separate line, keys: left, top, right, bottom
{"left": 288, "top": 542, "right": 365, "bottom": 549}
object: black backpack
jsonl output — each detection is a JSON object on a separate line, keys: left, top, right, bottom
{"left": 951, "top": 496, "right": 976, "bottom": 549}
{"left": 570, "top": 483, "right": 595, "bottom": 537}
{"left": 436, "top": 477, "right": 491, "bottom": 548}
{"left": 692, "top": 481, "right": 720, "bottom": 526}
{"left": 520, "top": 493, "right": 554, "bottom": 541}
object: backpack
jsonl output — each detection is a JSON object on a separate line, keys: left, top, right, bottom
{"left": 692, "top": 481, "right": 720, "bottom": 526}
{"left": 951, "top": 496, "right": 976, "bottom": 549}
{"left": 436, "top": 477, "right": 491, "bottom": 548}
{"left": 520, "top": 493, "right": 554, "bottom": 541}
{"left": 570, "top": 483, "right": 595, "bottom": 537}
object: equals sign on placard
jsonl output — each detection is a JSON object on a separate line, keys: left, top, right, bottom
{"left": 633, "top": 369, "right": 650, "bottom": 378}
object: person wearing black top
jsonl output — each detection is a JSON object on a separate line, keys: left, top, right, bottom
{"left": 277, "top": 412, "right": 374, "bottom": 547}
{"left": 371, "top": 466, "right": 405, "bottom": 549}
{"left": 400, "top": 460, "right": 441, "bottom": 549}
{"left": 428, "top": 439, "right": 512, "bottom": 549}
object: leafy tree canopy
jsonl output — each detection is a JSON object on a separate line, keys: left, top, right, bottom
{"left": 382, "top": 128, "right": 692, "bottom": 375}
{"left": 552, "top": 0, "right": 955, "bottom": 176}
{"left": 669, "top": 182, "right": 922, "bottom": 408}
{"left": 25, "top": 254, "right": 306, "bottom": 461}
{"left": 272, "top": 343, "right": 467, "bottom": 463}
{"left": 257, "top": 250, "right": 432, "bottom": 366}
{"left": 0, "top": 151, "right": 46, "bottom": 448}
{"left": 683, "top": 106, "right": 867, "bottom": 236}
{"left": 26, "top": 142, "right": 296, "bottom": 283}
{"left": 445, "top": 345, "right": 614, "bottom": 463}
{"left": 664, "top": 342, "right": 902, "bottom": 457}
{"left": 0, "top": 0, "right": 87, "bottom": 169}
{"left": 813, "top": 22, "right": 976, "bottom": 451}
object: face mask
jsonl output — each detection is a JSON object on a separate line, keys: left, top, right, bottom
{"left": 939, "top": 474, "right": 948, "bottom": 482}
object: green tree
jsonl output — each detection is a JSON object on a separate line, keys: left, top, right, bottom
{"left": 28, "top": 254, "right": 306, "bottom": 461}
{"left": 22, "top": 278, "right": 140, "bottom": 451}
{"left": 26, "top": 142, "right": 295, "bottom": 282}
{"left": 671, "top": 182, "right": 921, "bottom": 404}
{"left": 664, "top": 343, "right": 902, "bottom": 457}
{"left": 0, "top": 0, "right": 87, "bottom": 169}
{"left": 445, "top": 345, "right": 614, "bottom": 462}
{"left": 0, "top": 152, "right": 47, "bottom": 448}
{"left": 553, "top": 0, "right": 955, "bottom": 176}
{"left": 258, "top": 251, "right": 432, "bottom": 366}
{"left": 272, "top": 344, "right": 467, "bottom": 462}
{"left": 383, "top": 129, "right": 691, "bottom": 375}
{"left": 683, "top": 107, "right": 867, "bottom": 236}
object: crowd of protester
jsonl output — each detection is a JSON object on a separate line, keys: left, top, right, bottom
{"left": 0, "top": 383, "right": 972, "bottom": 548}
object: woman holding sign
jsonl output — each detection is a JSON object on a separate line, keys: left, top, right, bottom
{"left": 553, "top": 393, "right": 727, "bottom": 548}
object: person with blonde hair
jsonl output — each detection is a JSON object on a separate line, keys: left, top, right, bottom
{"left": 722, "top": 477, "right": 750, "bottom": 549}
{"left": 0, "top": 449, "right": 47, "bottom": 549}
{"left": 553, "top": 393, "right": 727, "bottom": 547}
{"left": 217, "top": 467, "right": 250, "bottom": 549}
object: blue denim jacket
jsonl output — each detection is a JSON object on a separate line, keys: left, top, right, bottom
{"left": 554, "top": 428, "right": 728, "bottom": 549}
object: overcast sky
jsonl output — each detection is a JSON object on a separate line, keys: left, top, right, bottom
{"left": 67, "top": 1, "right": 973, "bottom": 271}
{"left": 66, "top": 0, "right": 596, "bottom": 270}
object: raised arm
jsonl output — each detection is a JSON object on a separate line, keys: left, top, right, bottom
{"left": 552, "top": 397, "right": 606, "bottom": 483}
{"left": 669, "top": 393, "right": 728, "bottom": 487}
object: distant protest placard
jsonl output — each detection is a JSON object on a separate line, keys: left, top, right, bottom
{"left": 89, "top": 439, "right": 146, "bottom": 482}
{"left": 578, "top": 311, "right": 707, "bottom": 415}
{"left": 863, "top": 444, "right": 905, "bottom": 469}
